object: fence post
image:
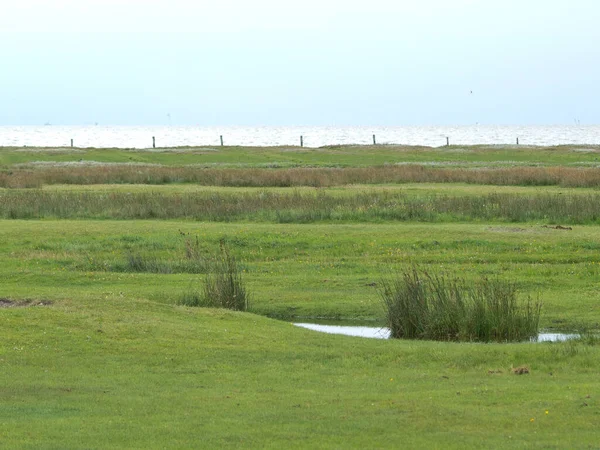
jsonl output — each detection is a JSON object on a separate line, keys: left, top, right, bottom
{"left": 300, "top": 135, "right": 303, "bottom": 147}
{"left": 373, "top": 134, "right": 376, "bottom": 145}
{"left": 220, "top": 135, "right": 224, "bottom": 147}
{"left": 152, "top": 136, "right": 156, "bottom": 148}
{"left": 446, "top": 137, "right": 450, "bottom": 147}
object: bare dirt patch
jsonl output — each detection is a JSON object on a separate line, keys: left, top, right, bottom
{"left": 10, "top": 147, "right": 84, "bottom": 153}
{"left": 278, "top": 147, "right": 312, "bottom": 152}
{"left": 138, "top": 147, "right": 220, "bottom": 153}
{"left": 512, "top": 366, "right": 530, "bottom": 375}
{"left": 15, "top": 161, "right": 163, "bottom": 168}
{"left": 542, "top": 225, "right": 573, "bottom": 231}
{"left": 0, "top": 298, "right": 52, "bottom": 308}
{"left": 572, "top": 148, "right": 600, "bottom": 153}
{"left": 487, "top": 226, "right": 528, "bottom": 233}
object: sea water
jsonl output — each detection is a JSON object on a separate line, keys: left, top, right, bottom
{"left": 2, "top": 125, "right": 600, "bottom": 148}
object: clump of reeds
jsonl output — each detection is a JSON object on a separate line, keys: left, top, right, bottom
{"left": 380, "top": 267, "right": 541, "bottom": 342}
{"left": 178, "top": 240, "right": 249, "bottom": 311}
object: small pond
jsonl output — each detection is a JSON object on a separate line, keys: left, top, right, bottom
{"left": 294, "top": 323, "right": 578, "bottom": 343}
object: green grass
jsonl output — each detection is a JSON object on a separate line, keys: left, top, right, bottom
{"left": 1, "top": 220, "right": 600, "bottom": 328}
{"left": 0, "top": 268, "right": 597, "bottom": 449}
{"left": 32, "top": 182, "right": 600, "bottom": 195}
{"left": 4, "top": 188, "right": 600, "bottom": 223}
{"left": 3, "top": 144, "right": 600, "bottom": 168}
{"left": 0, "top": 297, "right": 599, "bottom": 448}
{"left": 1, "top": 145, "right": 600, "bottom": 447}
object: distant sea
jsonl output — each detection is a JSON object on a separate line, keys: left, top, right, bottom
{"left": 1, "top": 125, "right": 600, "bottom": 149}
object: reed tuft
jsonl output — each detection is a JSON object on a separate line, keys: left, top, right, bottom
{"left": 179, "top": 240, "right": 249, "bottom": 311}
{"left": 380, "top": 267, "right": 541, "bottom": 342}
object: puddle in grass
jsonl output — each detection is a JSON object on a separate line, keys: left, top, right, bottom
{"left": 293, "top": 323, "right": 578, "bottom": 342}
{"left": 535, "top": 332, "right": 579, "bottom": 342}
{"left": 295, "top": 323, "right": 392, "bottom": 339}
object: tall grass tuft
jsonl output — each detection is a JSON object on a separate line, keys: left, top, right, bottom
{"left": 179, "top": 240, "right": 249, "bottom": 311}
{"left": 380, "top": 268, "right": 541, "bottom": 342}
{"left": 108, "top": 236, "right": 209, "bottom": 274}
{"left": 124, "top": 252, "right": 172, "bottom": 274}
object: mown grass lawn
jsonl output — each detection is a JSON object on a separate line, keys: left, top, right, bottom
{"left": 1, "top": 297, "right": 599, "bottom": 449}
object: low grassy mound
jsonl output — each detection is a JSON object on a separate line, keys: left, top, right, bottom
{"left": 0, "top": 296, "right": 598, "bottom": 448}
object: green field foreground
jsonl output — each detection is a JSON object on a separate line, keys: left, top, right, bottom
{"left": 1, "top": 295, "right": 599, "bottom": 448}
{"left": 1, "top": 219, "right": 600, "bottom": 447}
{"left": 1, "top": 145, "right": 600, "bottom": 448}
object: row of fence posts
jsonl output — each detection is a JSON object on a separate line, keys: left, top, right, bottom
{"left": 65, "top": 135, "right": 523, "bottom": 148}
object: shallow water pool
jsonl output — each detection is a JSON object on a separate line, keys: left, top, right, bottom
{"left": 294, "top": 323, "right": 577, "bottom": 342}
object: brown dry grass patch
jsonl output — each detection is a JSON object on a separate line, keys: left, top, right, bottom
{"left": 512, "top": 366, "right": 530, "bottom": 375}
{"left": 4, "top": 165, "right": 600, "bottom": 188}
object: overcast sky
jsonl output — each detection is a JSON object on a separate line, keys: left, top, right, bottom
{"left": 1, "top": 0, "right": 599, "bottom": 126}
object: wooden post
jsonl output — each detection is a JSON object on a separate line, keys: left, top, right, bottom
{"left": 373, "top": 134, "right": 376, "bottom": 145}
{"left": 220, "top": 135, "right": 224, "bottom": 146}
{"left": 70, "top": 139, "right": 73, "bottom": 148}
{"left": 152, "top": 136, "right": 156, "bottom": 148}
{"left": 446, "top": 137, "right": 450, "bottom": 147}
{"left": 300, "top": 136, "right": 303, "bottom": 147}
{"left": 516, "top": 137, "right": 519, "bottom": 145}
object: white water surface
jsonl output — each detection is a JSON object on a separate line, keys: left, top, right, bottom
{"left": 294, "top": 323, "right": 577, "bottom": 342}
{"left": 2, "top": 125, "right": 600, "bottom": 149}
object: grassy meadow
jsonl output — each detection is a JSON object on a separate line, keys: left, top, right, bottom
{"left": 1, "top": 144, "right": 599, "bottom": 448}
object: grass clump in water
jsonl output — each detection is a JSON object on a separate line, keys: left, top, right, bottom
{"left": 179, "top": 240, "right": 249, "bottom": 311}
{"left": 380, "top": 267, "right": 541, "bottom": 342}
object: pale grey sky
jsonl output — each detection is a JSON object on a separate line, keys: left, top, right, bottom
{"left": 1, "top": 0, "right": 598, "bottom": 126}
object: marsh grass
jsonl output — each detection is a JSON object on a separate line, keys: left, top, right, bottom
{"left": 123, "top": 252, "right": 171, "bottom": 273}
{"left": 179, "top": 241, "right": 249, "bottom": 311}
{"left": 3, "top": 189, "right": 600, "bottom": 223}
{"left": 5, "top": 165, "right": 600, "bottom": 188}
{"left": 569, "top": 324, "right": 600, "bottom": 346}
{"left": 380, "top": 267, "right": 541, "bottom": 342}
{"left": 99, "top": 235, "right": 210, "bottom": 274}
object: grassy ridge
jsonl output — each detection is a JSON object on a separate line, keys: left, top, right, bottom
{"left": 2, "top": 144, "right": 600, "bottom": 168}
